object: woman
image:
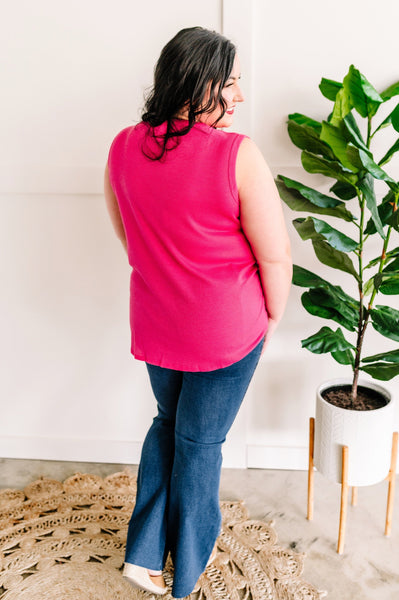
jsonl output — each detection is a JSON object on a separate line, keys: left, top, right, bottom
{"left": 105, "top": 26, "right": 292, "bottom": 598}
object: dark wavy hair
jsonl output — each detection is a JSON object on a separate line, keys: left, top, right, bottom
{"left": 141, "top": 27, "right": 236, "bottom": 160}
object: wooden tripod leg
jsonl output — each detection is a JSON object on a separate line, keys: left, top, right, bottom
{"left": 337, "top": 445, "right": 349, "bottom": 554}
{"left": 307, "top": 417, "right": 315, "bottom": 521}
{"left": 385, "top": 431, "right": 398, "bottom": 537}
{"left": 351, "top": 487, "right": 358, "bottom": 506}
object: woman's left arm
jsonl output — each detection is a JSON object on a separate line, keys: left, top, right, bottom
{"left": 104, "top": 164, "right": 128, "bottom": 254}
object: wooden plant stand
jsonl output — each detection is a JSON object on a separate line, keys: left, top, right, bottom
{"left": 307, "top": 416, "right": 398, "bottom": 554}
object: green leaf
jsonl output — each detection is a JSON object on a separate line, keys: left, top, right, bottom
{"left": 364, "top": 190, "right": 396, "bottom": 236}
{"left": 301, "top": 288, "right": 358, "bottom": 331}
{"left": 330, "top": 181, "right": 357, "bottom": 200}
{"left": 292, "top": 265, "right": 360, "bottom": 311}
{"left": 383, "top": 255, "right": 399, "bottom": 272}
{"left": 362, "top": 349, "right": 399, "bottom": 363}
{"left": 365, "top": 244, "right": 399, "bottom": 269}
{"left": 364, "top": 248, "right": 399, "bottom": 271}
{"left": 342, "top": 114, "right": 370, "bottom": 153}
{"left": 343, "top": 65, "right": 383, "bottom": 118}
{"left": 288, "top": 113, "right": 322, "bottom": 133}
{"left": 381, "top": 188, "right": 395, "bottom": 206}
{"left": 360, "top": 362, "right": 399, "bottom": 381}
{"left": 301, "top": 150, "right": 358, "bottom": 185}
{"left": 378, "top": 272, "right": 399, "bottom": 295}
{"left": 293, "top": 217, "right": 358, "bottom": 251}
{"left": 319, "top": 78, "right": 343, "bottom": 101}
{"left": 369, "top": 272, "right": 399, "bottom": 295}
{"left": 331, "top": 87, "right": 352, "bottom": 125}
{"left": 332, "top": 348, "right": 355, "bottom": 366}
{"left": 301, "top": 326, "right": 355, "bottom": 354}
{"left": 276, "top": 176, "right": 354, "bottom": 221}
{"left": 387, "top": 209, "right": 399, "bottom": 232}
{"left": 292, "top": 264, "right": 326, "bottom": 288}
{"left": 368, "top": 204, "right": 395, "bottom": 234}
{"left": 277, "top": 176, "right": 342, "bottom": 207}
{"left": 358, "top": 174, "right": 386, "bottom": 239}
{"left": 378, "top": 138, "right": 399, "bottom": 167}
{"left": 370, "top": 305, "right": 399, "bottom": 341}
{"left": 363, "top": 275, "right": 375, "bottom": 296}
{"left": 288, "top": 120, "right": 335, "bottom": 158}
{"left": 372, "top": 102, "right": 399, "bottom": 136}
{"left": 363, "top": 271, "right": 399, "bottom": 296}
{"left": 320, "top": 121, "right": 360, "bottom": 170}
{"left": 380, "top": 81, "right": 399, "bottom": 101}
{"left": 346, "top": 145, "right": 396, "bottom": 185}
{"left": 312, "top": 239, "right": 360, "bottom": 280}
{"left": 372, "top": 272, "right": 384, "bottom": 291}
{"left": 302, "top": 292, "right": 335, "bottom": 320}
{"left": 392, "top": 103, "right": 399, "bottom": 132}
{"left": 385, "top": 246, "right": 399, "bottom": 268}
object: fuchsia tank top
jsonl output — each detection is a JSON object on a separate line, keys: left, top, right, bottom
{"left": 107, "top": 119, "right": 268, "bottom": 371}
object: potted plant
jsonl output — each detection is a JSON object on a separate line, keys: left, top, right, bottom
{"left": 276, "top": 65, "right": 399, "bottom": 495}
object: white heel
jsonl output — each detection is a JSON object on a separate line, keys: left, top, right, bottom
{"left": 123, "top": 563, "right": 167, "bottom": 595}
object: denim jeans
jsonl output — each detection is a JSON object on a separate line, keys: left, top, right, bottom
{"left": 124, "top": 338, "right": 263, "bottom": 598}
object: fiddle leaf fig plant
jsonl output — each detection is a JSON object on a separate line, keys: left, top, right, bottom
{"left": 277, "top": 65, "right": 399, "bottom": 406}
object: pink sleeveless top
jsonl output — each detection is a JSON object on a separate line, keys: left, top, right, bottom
{"left": 107, "top": 119, "right": 268, "bottom": 371}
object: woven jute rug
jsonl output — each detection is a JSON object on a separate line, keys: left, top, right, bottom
{"left": 0, "top": 469, "right": 327, "bottom": 599}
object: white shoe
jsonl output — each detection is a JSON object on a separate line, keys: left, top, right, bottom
{"left": 123, "top": 562, "right": 167, "bottom": 595}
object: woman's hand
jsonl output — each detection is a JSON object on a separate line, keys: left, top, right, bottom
{"left": 261, "top": 318, "right": 279, "bottom": 355}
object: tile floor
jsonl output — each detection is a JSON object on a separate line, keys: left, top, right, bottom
{"left": 1, "top": 458, "right": 398, "bottom": 600}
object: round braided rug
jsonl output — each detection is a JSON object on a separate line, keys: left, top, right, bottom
{"left": 0, "top": 469, "right": 327, "bottom": 599}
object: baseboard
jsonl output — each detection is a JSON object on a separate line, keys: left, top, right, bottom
{"left": 3, "top": 437, "right": 394, "bottom": 473}
{"left": 0, "top": 436, "right": 143, "bottom": 465}
{"left": 247, "top": 444, "right": 309, "bottom": 470}
{"left": 0, "top": 436, "right": 308, "bottom": 470}
{"left": 0, "top": 436, "right": 250, "bottom": 469}
{"left": 0, "top": 435, "right": 248, "bottom": 469}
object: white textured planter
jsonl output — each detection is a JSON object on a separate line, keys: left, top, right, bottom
{"left": 314, "top": 378, "right": 394, "bottom": 487}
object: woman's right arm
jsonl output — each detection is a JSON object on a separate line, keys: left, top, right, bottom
{"left": 236, "top": 137, "right": 293, "bottom": 351}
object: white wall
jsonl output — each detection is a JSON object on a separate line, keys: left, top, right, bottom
{"left": 247, "top": 0, "right": 399, "bottom": 468}
{"left": 1, "top": 0, "right": 398, "bottom": 470}
{"left": 0, "top": 0, "right": 225, "bottom": 465}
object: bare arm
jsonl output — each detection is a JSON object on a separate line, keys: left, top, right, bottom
{"left": 104, "top": 164, "right": 128, "bottom": 254}
{"left": 236, "top": 137, "right": 293, "bottom": 351}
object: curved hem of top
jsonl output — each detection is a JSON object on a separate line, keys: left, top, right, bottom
{"left": 131, "top": 332, "right": 266, "bottom": 372}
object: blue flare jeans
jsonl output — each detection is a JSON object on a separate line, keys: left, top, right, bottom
{"left": 124, "top": 337, "right": 263, "bottom": 598}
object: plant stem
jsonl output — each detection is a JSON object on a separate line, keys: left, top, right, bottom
{"left": 352, "top": 310, "right": 370, "bottom": 400}
{"left": 351, "top": 116, "right": 374, "bottom": 405}
{"left": 351, "top": 190, "right": 366, "bottom": 405}
{"left": 367, "top": 117, "right": 372, "bottom": 149}
{"left": 353, "top": 224, "right": 393, "bottom": 401}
